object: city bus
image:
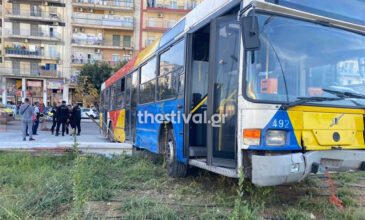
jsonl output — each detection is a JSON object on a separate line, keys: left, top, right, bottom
{"left": 100, "top": 0, "right": 365, "bottom": 186}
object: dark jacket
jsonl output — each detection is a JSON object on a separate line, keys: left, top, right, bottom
{"left": 71, "top": 106, "right": 81, "bottom": 122}
{"left": 51, "top": 107, "right": 57, "bottom": 122}
{"left": 57, "top": 105, "right": 69, "bottom": 120}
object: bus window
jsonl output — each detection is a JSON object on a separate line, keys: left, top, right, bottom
{"left": 157, "top": 40, "right": 184, "bottom": 100}
{"left": 112, "top": 83, "right": 118, "bottom": 110}
{"left": 140, "top": 57, "right": 157, "bottom": 104}
{"left": 140, "top": 57, "right": 156, "bottom": 83}
{"left": 116, "top": 78, "right": 125, "bottom": 109}
{"left": 109, "top": 86, "right": 114, "bottom": 111}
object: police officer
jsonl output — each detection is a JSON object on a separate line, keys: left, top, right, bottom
{"left": 71, "top": 103, "right": 81, "bottom": 136}
{"left": 55, "top": 101, "right": 70, "bottom": 136}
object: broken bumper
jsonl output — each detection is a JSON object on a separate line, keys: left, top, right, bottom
{"left": 251, "top": 150, "right": 365, "bottom": 186}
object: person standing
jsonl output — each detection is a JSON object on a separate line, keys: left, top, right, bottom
{"left": 65, "top": 105, "right": 72, "bottom": 135}
{"left": 20, "top": 98, "right": 35, "bottom": 141}
{"left": 32, "top": 102, "right": 40, "bottom": 135}
{"left": 50, "top": 106, "right": 58, "bottom": 135}
{"left": 71, "top": 103, "right": 82, "bottom": 136}
{"left": 55, "top": 101, "right": 69, "bottom": 136}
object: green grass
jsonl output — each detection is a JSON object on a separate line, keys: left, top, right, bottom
{"left": 0, "top": 151, "right": 364, "bottom": 219}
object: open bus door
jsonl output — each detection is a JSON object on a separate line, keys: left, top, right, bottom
{"left": 185, "top": 15, "right": 239, "bottom": 169}
{"left": 207, "top": 16, "right": 239, "bottom": 167}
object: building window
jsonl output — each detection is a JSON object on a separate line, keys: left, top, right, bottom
{"left": 30, "top": 5, "right": 40, "bottom": 17}
{"left": 112, "top": 54, "right": 120, "bottom": 62}
{"left": 122, "top": 55, "right": 130, "bottom": 62}
{"left": 123, "top": 35, "right": 131, "bottom": 47}
{"left": 147, "top": 17, "right": 156, "bottom": 27}
{"left": 113, "top": 35, "right": 121, "bottom": 47}
{"left": 49, "top": 46, "right": 57, "bottom": 58}
{"left": 190, "top": 1, "right": 198, "bottom": 9}
{"left": 31, "top": 24, "right": 39, "bottom": 37}
{"left": 30, "top": 62, "right": 39, "bottom": 76}
{"left": 12, "top": 3, "right": 20, "bottom": 15}
{"left": 12, "top": 61, "right": 20, "bottom": 75}
{"left": 147, "top": 0, "right": 156, "bottom": 7}
{"left": 12, "top": 23, "right": 20, "bottom": 35}
{"left": 170, "top": 0, "right": 177, "bottom": 9}
{"left": 146, "top": 37, "right": 155, "bottom": 46}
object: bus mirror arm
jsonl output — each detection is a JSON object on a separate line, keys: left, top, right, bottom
{"left": 241, "top": 15, "right": 260, "bottom": 51}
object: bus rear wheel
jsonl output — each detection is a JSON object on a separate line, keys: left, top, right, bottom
{"left": 164, "top": 128, "right": 187, "bottom": 178}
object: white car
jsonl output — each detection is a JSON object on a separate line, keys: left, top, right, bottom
{"left": 81, "top": 108, "right": 98, "bottom": 119}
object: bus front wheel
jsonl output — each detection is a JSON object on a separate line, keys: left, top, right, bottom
{"left": 164, "top": 128, "right": 187, "bottom": 178}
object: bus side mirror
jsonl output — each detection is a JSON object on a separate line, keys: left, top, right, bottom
{"left": 241, "top": 16, "right": 260, "bottom": 51}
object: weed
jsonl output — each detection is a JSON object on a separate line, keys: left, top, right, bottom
{"left": 120, "top": 195, "right": 180, "bottom": 220}
{"left": 231, "top": 167, "right": 258, "bottom": 220}
{"left": 281, "top": 208, "right": 311, "bottom": 220}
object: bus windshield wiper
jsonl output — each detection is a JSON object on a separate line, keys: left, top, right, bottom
{"left": 322, "top": 89, "right": 365, "bottom": 107}
{"left": 280, "top": 96, "right": 342, "bottom": 110}
{"left": 322, "top": 89, "right": 365, "bottom": 99}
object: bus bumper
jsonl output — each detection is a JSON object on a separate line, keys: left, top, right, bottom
{"left": 251, "top": 150, "right": 365, "bottom": 186}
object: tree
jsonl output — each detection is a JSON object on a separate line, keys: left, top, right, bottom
{"left": 75, "top": 62, "right": 127, "bottom": 107}
{"left": 74, "top": 76, "right": 100, "bottom": 107}
{"left": 79, "top": 63, "right": 113, "bottom": 91}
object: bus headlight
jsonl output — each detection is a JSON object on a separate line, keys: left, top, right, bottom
{"left": 266, "top": 130, "right": 286, "bottom": 146}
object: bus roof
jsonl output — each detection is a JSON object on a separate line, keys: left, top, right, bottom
{"left": 103, "top": 0, "right": 365, "bottom": 90}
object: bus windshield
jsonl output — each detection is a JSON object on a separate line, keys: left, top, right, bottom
{"left": 245, "top": 14, "right": 365, "bottom": 107}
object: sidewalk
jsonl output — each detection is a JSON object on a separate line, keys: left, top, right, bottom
{"left": 0, "top": 120, "right": 131, "bottom": 156}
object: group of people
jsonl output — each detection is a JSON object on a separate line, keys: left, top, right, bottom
{"left": 20, "top": 98, "right": 82, "bottom": 141}
{"left": 50, "top": 101, "right": 82, "bottom": 137}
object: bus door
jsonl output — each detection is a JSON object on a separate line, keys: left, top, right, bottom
{"left": 207, "top": 16, "right": 239, "bottom": 167}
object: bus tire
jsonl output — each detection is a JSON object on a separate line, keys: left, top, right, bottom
{"left": 165, "top": 128, "right": 187, "bottom": 178}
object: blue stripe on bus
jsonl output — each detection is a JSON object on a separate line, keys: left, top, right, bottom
{"left": 248, "top": 110, "right": 302, "bottom": 151}
{"left": 135, "top": 99, "right": 186, "bottom": 163}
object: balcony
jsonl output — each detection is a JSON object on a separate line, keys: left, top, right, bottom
{"left": 7, "top": 9, "right": 62, "bottom": 22}
{"left": 71, "top": 58, "right": 126, "bottom": 67}
{"left": 0, "top": 67, "right": 62, "bottom": 78}
{"left": 5, "top": 48, "right": 60, "bottom": 60}
{"left": 5, "top": 29, "right": 61, "bottom": 42}
{"left": 7, "top": 0, "right": 63, "bottom": 3}
{"left": 72, "top": 13, "right": 133, "bottom": 30}
{"left": 72, "top": 0, "right": 134, "bottom": 11}
{"left": 144, "top": 17, "right": 176, "bottom": 31}
{"left": 72, "top": 38, "right": 132, "bottom": 50}
{"left": 145, "top": 0, "right": 199, "bottom": 12}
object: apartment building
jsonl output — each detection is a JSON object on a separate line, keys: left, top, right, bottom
{"left": 0, "top": 0, "right": 66, "bottom": 106}
{"left": 140, "top": 0, "right": 202, "bottom": 49}
{"left": 70, "top": 0, "right": 137, "bottom": 103}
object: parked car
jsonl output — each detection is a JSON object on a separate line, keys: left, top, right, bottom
{"left": 6, "top": 104, "right": 17, "bottom": 116}
{"left": 0, "top": 104, "right": 15, "bottom": 120}
{"left": 81, "top": 108, "right": 98, "bottom": 119}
